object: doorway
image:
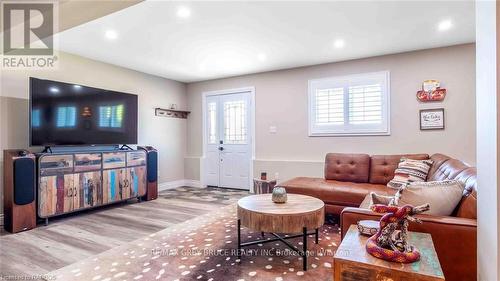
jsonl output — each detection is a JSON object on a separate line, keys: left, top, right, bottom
{"left": 202, "top": 87, "right": 254, "bottom": 190}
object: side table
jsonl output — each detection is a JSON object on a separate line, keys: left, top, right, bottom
{"left": 334, "top": 225, "right": 445, "bottom": 281}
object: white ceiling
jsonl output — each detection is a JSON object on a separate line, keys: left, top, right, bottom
{"left": 56, "top": 1, "right": 475, "bottom": 83}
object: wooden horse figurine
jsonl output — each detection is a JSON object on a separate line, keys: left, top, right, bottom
{"left": 366, "top": 203, "right": 430, "bottom": 263}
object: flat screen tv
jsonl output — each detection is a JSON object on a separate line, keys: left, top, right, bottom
{"left": 30, "top": 77, "right": 138, "bottom": 146}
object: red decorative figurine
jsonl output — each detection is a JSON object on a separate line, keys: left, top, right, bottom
{"left": 366, "top": 203, "right": 430, "bottom": 263}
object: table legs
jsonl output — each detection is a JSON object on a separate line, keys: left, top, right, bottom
{"left": 237, "top": 219, "right": 241, "bottom": 260}
{"left": 237, "top": 219, "right": 319, "bottom": 271}
{"left": 302, "top": 226, "right": 307, "bottom": 271}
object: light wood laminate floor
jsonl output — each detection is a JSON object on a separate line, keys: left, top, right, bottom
{"left": 0, "top": 187, "right": 248, "bottom": 279}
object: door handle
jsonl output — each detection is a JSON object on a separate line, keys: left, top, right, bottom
{"left": 218, "top": 147, "right": 224, "bottom": 151}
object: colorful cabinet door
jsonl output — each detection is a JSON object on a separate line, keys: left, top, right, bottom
{"left": 63, "top": 174, "right": 77, "bottom": 213}
{"left": 39, "top": 176, "right": 57, "bottom": 217}
{"left": 39, "top": 174, "right": 75, "bottom": 217}
{"left": 129, "top": 166, "right": 147, "bottom": 197}
{"left": 78, "top": 172, "right": 101, "bottom": 208}
{"left": 103, "top": 169, "right": 128, "bottom": 203}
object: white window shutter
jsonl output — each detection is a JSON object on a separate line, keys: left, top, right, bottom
{"left": 309, "top": 71, "right": 390, "bottom": 136}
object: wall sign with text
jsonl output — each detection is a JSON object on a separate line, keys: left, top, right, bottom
{"left": 419, "top": 108, "right": 445, "bottom": 130}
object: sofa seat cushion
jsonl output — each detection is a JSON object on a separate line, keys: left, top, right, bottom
{"left": 278, "top": 177, "right": 390, "bottom": 207}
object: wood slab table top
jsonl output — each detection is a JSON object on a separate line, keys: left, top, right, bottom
{"left": 334, "top": 225, "right": 445, "bottom": 281}
{"left": 237, "top": 194, "right": 324, "bottom": 233}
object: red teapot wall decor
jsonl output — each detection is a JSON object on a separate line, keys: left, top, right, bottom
{"left": 416, "top": 79, "right": 446, "bottom": 102}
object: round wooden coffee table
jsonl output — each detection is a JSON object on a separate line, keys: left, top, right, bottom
{"left": 236, "top": 194, "right": 325, "bottom": 271}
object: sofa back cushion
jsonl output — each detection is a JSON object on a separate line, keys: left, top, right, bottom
{"left": 427, "top": 158, "right": 469, "bottom": 181}
{"left": 324, "top": 153, "right": 370, "bottom": 183}
{"left": 427, "top": 153, "right": 452, "bottom": 180}
{"left": 369, "top": 154, "right": 429, "bottom": 184}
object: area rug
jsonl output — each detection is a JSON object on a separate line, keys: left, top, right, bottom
{"left": 46, "top": 204, "right": 340, "bottom": 281}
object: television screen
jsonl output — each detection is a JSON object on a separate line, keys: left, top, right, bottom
{"left": 30, "top": 78, "right": 138, "bottom": 146}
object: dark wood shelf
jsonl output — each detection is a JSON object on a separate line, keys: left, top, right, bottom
{"left": 155, "top": 108, "right": 190, "bottom": 119}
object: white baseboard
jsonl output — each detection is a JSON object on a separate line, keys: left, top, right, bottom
{"left": 184, "top": 179, "right": 203, "bottom": 188}
{"left": 158, "top": 179, "right": 203, "bottom": 191}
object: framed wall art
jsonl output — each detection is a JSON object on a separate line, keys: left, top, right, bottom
{"left": 419, "top": 108, "right": 445, "bottom": 130}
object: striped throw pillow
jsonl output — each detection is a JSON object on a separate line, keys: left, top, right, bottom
{"left": 387, "top": 158, "right": 433, "bottom": 189}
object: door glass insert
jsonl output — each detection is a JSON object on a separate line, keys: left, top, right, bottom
{"left": 223, "top": 100, "right": 247, "bottom": 144}
{"left": 208, "top": 102, "right": 217, "bottom": 144}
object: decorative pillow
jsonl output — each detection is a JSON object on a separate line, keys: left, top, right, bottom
{"left": 387, "top": 158, "right": 433, "bottom": 189}
{"left": 369, "top": 180, "right": 465, "bottom": 216}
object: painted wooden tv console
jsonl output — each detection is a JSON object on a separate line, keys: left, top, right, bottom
{"left": 37, "top": 149, "right": 147, "bottom": 224}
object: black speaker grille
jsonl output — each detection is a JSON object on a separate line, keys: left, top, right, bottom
{"left": 13, "top": 158, "right": 35, "bottom": 205}
{"left": 147, "top": 151, "right": 158, "bottom": 183}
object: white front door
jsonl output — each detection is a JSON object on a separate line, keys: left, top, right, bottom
{"left": 204, "top": 90, "right": 252, "bottom": 190}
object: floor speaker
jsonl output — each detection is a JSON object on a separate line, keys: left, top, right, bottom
{"left": 3, "top": 149, "right": 36, "bottom": 233}
{"left": 138, "top": 146, "right": 158, "bottom": 201}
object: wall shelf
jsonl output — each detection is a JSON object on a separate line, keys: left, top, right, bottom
{"left": 155, "top": 108, "right": 190, "bottom": 119}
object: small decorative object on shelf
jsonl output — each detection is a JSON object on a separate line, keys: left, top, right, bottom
{"left": 416, "top": 79, "right": 447, "bottom": 102}
{"left": 271, "top": 186, "right": 287, "bottom": 203}
{"left": 366, "top": 203, "right": 430, "bottom": 263}
{"left": 261, "top": 172, "right": 267, "bottom": 180}
{"left": 155, "top": 108, "right": 190, "bottom": 119}
{"left": 357, "top": 220, "right": 379, "bottom": 236}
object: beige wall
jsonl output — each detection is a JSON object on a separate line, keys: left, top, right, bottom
{"left": 0, "top": 51, "right": 187, "bottom": 213}
{"left": 185, "top": 44, "right": 476, "bottom": 182}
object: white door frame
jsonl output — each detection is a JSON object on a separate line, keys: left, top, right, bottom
{"left": 201, "top": 86, "right": 256, "bottom": 190}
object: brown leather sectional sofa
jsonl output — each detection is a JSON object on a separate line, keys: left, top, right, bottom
{"left": 278, "top": 153, "right": 477, "bottom": 281}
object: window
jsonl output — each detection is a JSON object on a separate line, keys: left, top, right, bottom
{"left": 308, "top": 71, "right": 390, "bottom": 136}
{"left": 207, "top": 102, "right": 217, "bottom": 144}
{"left": 56, "top": 106, "right": 76, "bottom": 128}
{"left": 223, "top": 100, "right": 247, "bottom": 144}
{"left": 99, "top": 104, "right": 124, "bottom": 128}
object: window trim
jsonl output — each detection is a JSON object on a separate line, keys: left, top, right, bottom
{"left": 308, "top": 71, "right": 391, "bottom": 137}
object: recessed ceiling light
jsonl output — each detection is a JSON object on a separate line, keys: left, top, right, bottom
{"left": 438, "top": 20, "right": 453, "bottom": 31}
{"left": 49, "top": 86, "right": 59, "bottom": 93}
{"left": 333, "top": 39, "right": 345, "bottom": 49}
{"left": 177, "top": 6, "right": 191, "bottom": 18}
{"left": 105, "top": 29, "right": 118, "bottom": 40}
{"left": 257, "top": 53, "right": 267, "bottom": 61}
